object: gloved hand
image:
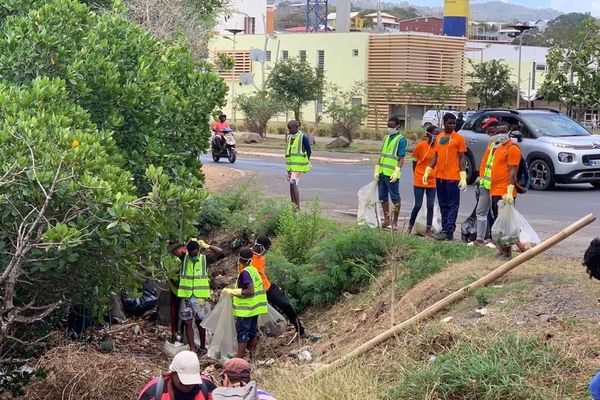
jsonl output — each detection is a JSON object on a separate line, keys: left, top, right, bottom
{"left": 458, "top": 171, "right": 467, "bottom": 191}
{"left": 222, "top": 288, "right": 242, "bottom": 297}
{"left": 373, "top": 165, "right": 380, "bottom": 182}
{"left": 197, "top": 239, "right": 210, "bottom": 249}
{"left": 504, "top": 184, "right": 515, "bottom": 203}
{"left": 389, "top": 166, "right": 402, "bottom": 183}
{"left": 422, "top": 166, "right": 433, "bottom": 185}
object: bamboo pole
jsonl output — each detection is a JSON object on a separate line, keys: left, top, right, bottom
{"left": 310, "top": 213, "right": 596, "bottom": 378}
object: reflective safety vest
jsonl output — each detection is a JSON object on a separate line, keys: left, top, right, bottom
{"left": 378, "top": 133, "right": 404, "bottom": 176}
{"left": 285, "top": 132, "right": 310, "bottom": 172}
{"left": 176, "top": 254, "right": 210, "bottom": 299}
{"left": 233, "top": 265, "right": 268, "bottom": 318}
{"left": 481, "top": 142, "right": 495, "bottom": 190}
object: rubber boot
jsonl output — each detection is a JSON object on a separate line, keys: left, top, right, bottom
{"left": 381, "top": 201, "right": 390, "bottom": 228}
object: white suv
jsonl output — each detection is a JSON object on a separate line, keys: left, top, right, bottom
{"left": 421, "top": 109, "right": 458, "bottom": 128}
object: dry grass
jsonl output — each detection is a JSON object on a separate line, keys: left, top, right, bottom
{"left": 23, "top": 344, "right": 161, "bottom": 400}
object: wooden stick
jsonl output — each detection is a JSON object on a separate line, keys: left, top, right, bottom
{"left": 310, "top": 213, "right": 596, "bottom": 378}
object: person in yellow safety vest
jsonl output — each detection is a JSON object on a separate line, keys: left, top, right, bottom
{"left": 285, "top": 120, "right": 311, "bottom": 208}
{"left": 222, "top": 247, "right": 268, "bottom": 361}
{"left": 176, "top": 239, "right": 222, "bottom": 354}
{"left": 373, "top": 116, "right": 407, "bottom": 229}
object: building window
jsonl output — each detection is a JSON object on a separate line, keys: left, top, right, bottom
{"left": 535, "top": 63, "right": 546, "bottom": 71}
{"left": 244, "top": 17, "right": 256, "bottom": 34}
{"left": 282, "top": 50, "right": 288, "bottom": 60}
{"left": 266, "top": 50, "right": 271, "bottom": 62}
{"left": 352, "top": 49, "right": 359, "bottom": 57}
{"left": 299, "top": 50, "right": 307, "bottom": 62}
{"left": 317, "top": 50, "right": 325, "bottom": 70}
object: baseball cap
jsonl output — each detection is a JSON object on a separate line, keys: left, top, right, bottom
{"left": 221, "top": 358, "right": 252, "bottom": 382}
{"left": 481, "top": 117, "right": 499, "bottom": 129}
{"left": 169, "top": 351, "right": 202, "bottom": 385}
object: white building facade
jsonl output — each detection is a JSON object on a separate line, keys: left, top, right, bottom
{"left": 216, "top": 0, "right": 267, "bottom": 35}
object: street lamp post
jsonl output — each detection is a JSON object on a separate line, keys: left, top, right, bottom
{"left": 225, "top": 28, "right": 243, "bottom": 124}
{"left": 507, "top": 24, "right": 533, "bottom": 108}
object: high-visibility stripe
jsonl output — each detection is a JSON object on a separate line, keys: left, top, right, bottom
{"left": 379, "top": 134, "right": 403, "bottom": 176}
{"left": 286, "top": 132, "right": 311, "bottom": 172}
{"left": 233, "top": 265, "right": 268, "bottom": 317}
{"left": 233, "top": 302, "right": 269, "bottom": 310}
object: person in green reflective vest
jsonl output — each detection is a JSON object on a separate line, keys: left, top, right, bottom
{"left": 222, "top": 247, "right": 268, "bottom": 361}
{"left": 285, "top": 120, "right": 311, "bottom": 208}
{"left": 177, "top": 239, "right": 222, "bottom": 354}
{"left": 373, "top": 116, "right": 407, "bottom": 229}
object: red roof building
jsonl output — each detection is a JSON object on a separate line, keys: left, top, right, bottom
{"left": 398, "top": 17, "right": 443, "bottom": 35}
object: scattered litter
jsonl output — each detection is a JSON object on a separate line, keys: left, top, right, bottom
{"left": 342, "top": 292, "right": 354, "bottom": 299}
{"left": 163, "top": 340, "right": 187, "bottom": 358}
{"left": 428, "top": 355, "right": 437, "bottom": 363}
{"left": 298, "top": 350, "right": 313, "bottom": 362}
{"left": 491, "top": 285, "right": 504, "bottom": 288}
{"left": 257, "top": 358, "right": 275, "bottom": 367}
{"left": 309, "top": 363, "right": 324, "bottom": 370}
{"left": 308, "top": 333, "right": 322, "bottom": 342}
{"left": 475, "top": 307, "right": 488, "bottom": 316}
{"left": 289, "top": 346, "right": 311, "bottom": 356}
{"left": 441, "top": 316, "right": 453, "bottom": 323}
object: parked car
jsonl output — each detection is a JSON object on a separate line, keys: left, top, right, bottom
{"left": 459, "top": 108, "right": 600, "bottom": 190}
{"left": 421, "top": 109, "right": 458, "bottom": 128}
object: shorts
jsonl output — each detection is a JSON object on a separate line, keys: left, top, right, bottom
{"left": 378, "top": 174, "right": 400, "bottom": 204}
{"left": 286, "top": 171, "right": 302, "bottom": 186}
{"left": 235, "top": 316, "right": 258, "bottom": 343}
{"left": 178, "top": 297, "right": 211, "bottom": 322}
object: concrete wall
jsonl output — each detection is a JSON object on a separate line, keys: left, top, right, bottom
{"left": 216, "top": 0, "right": 267, "bottom": 35}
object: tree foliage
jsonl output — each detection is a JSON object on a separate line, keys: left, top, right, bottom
{"left": 237, "top": 90, "right": 283, "bottom": 137}
{"left": 324, "top": 82, "right": 367, "bottom": 142}
{"left": 0, "top": 0, "right": 227, "bottom": 192}
{"left": 267, "top": 57, "right": 324, "bottom": 121}
{"left": 0, "top": 78, "right": 205, "bottom": 352}
{"left": 467, "top": 60, "right": 517, "bottom": 108}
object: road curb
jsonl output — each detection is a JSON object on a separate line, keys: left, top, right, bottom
{"left": 237, "top": 150, "right": 371, "bottom": 164}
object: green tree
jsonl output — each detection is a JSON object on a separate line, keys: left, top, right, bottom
{"left": 267, "top": 57, "right": 324, "bottom": 121}
{"left": 275, "top": 11, "right": 305, "bottom": 29}
{"left": 544, "top": 12, "right": 595, "bottom": 47}
{"left": 538, "top": 19, "right": 600, "bottom": 121}
{"left": 0, "top": 0, "right": 227, "bottom": 192}
{"left": 0, "top": 77, "right": 205, "bottom": 353}
{"left": 237, "top": 90, "right": 283, "bottom": 137}
{"left": 467, "top": 60, "right": 517, "bottom": 108}
{"left": 324, "top": 82, "right": 367, "bottom": 142}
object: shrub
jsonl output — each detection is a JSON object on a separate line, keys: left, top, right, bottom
{"left": 387, "top": 335, "right": 577, "bottom": 399}
{"left": 237, "top": 90, "right": 283, "bottom": 137}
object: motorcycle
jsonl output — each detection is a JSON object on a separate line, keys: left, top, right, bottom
{"left": 211, "top": 128, "right": 236, "bottom": 163}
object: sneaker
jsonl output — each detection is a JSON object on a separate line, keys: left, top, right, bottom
{"left": 434, "top": 231, "right": 449, "bottom": 241}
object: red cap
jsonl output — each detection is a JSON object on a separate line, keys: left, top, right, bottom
{"left": 481, "top": 117, "right": 499, "bottom": 129}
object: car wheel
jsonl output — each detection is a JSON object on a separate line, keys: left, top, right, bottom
{"left": 529, "top": 158, "right": 555, "bottom": 191}
{"left": 591, "top": 182, "right": 600, "bottom": 189}
{"left": 464, "top": 153, "right": 476, "bottom": 184}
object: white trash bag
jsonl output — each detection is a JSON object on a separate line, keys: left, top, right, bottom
{"left": 357, "top": 181, "right": 380, "bottom": 228}
{"left": 413, "top": 203, "right": 442, "bottom": 236}
{"left": 491, "top": 201, "right": 539, "bottom": 249}
{"left": 201, "top": 295, "right": 237, "bottom": 361}
{"left": 258, "top": 304, "right": 287, "bottom": 337}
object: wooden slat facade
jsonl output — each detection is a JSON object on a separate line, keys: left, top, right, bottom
{"left": 217, "top": 50, "right": 252, "bottom": 81}
{"left": 366, "top": 33, "right": 467, "bottom": 127}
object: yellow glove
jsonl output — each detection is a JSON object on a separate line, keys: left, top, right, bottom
{"left": 373, "top": 165, "right": 380, "bottom": 181}
{"left": 222, "top": 288, "right": 242, "bottom": 297}
{"left": 390, "top": 167, "right": 402, "bottom": 183}
{"left": 504, "top": 184, "right": 515, "bottom": 203}
{"left": 458, "top": 171, "right": 467, "bottom": 191}
{"left": 197, "top": 239, "right": 210, "bottom": 249}
{"left": 422, "top": 166, "right": 433, "bottom": 185}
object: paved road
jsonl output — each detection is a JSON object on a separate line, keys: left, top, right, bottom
{"left": 201, "top": 155, "right": 600, "bottom": 258}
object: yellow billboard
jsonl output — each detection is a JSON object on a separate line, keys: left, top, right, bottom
{"left": 444, "top": 0, "right": 469, "bottom": 17}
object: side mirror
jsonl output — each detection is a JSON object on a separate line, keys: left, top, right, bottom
{"left": 510, "top": 130, "right": 523, "bottom": 142}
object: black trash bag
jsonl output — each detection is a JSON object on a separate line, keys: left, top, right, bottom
{"left": 67, "top": 304, "right": 94, "bottom": 337}
{"left": 121, "top": 280, "right": 159, "bottom": 317}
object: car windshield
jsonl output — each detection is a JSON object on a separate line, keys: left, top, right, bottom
{"left": 522, "top": 113, "right": 591, "bottom": 137}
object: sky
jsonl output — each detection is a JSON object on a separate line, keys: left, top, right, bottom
{"left": 405, "top": 0, "right": 600, "bottom": 16}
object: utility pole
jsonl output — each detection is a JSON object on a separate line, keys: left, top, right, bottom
{"left": 507, "top": 24, "right": 533, "bottom": 108}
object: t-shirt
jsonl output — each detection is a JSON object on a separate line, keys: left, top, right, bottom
{"left": 238, "top": 255, "right": 271, "bottom": 291}
{"left": 433, "top": 131, "right": 466, "bottom": 181}
{"left": 412, "top": 140, "right": 436, "bottom": 188}
{"left": 387, "top": 132, "right": 407, "bottom": 158}
{"left": 212, "top": 121, "right": 230, "bottom": 132}
{"left": 237, "top": 270, "right": 253, "bottom": 290}
{"left": 482, "top": 141, "right": 521, "bottom": 197}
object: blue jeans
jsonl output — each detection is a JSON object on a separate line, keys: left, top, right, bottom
{"left": 436, "top": 178, "right": 460, "bottom": 237}
{"left": 378, "top": 174, "right": 400, "bottom": 204}
{"left": 590, "top": 371, "right": 600, "bottom": 399}
{"left": 409, "top": 186, "right": 436, "bottom": 228}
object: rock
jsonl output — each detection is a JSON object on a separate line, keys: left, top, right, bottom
{"left": 242, "top": 132, "right": 263, "bottom": 144}
{"left": 100, "top": 339, "right": 114, "bottom": 353}
{"left": 326, "top": 137, "right": 350, "bottom": 149}
{"left": 298, "top": 350, "right": 313, "bottom": 362}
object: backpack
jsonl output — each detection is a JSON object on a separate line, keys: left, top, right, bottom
{"left": 510, "top": 143, "right": 530, "bottom": 194}
{"left": 154, "top": 376, "right": 211, "bottom": 400}
{"left": 211, "top": 381, "right": 258, "bottom": 400}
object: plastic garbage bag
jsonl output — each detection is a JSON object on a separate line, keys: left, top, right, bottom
{"left": 121, "top": 280, "right": 159, "bottom": 317}
{"left": 414, "top": 203, "right": 442, "bottom": 236}
{"left": 357, "top": 181, "right": 380, "bottom": 228}
{"left": 258, "top": 304, "right": 287, "bottom": 337}
{"left": 492, "top": 201, "right": 538, "bottom": 248}
{"left": 201, "top": 295, "right": 237, "bottom": 361}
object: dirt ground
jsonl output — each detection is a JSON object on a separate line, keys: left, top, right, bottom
{"left": 202, "top": 163, "right": 244, "bottom": 192}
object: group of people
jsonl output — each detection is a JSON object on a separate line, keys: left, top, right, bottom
{"left": 144, "top": 233, "right": 306, "bottom": 399}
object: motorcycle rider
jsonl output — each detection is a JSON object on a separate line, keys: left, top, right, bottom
{"left": 212, "top": 114, "right": 231, "bottom": 151}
